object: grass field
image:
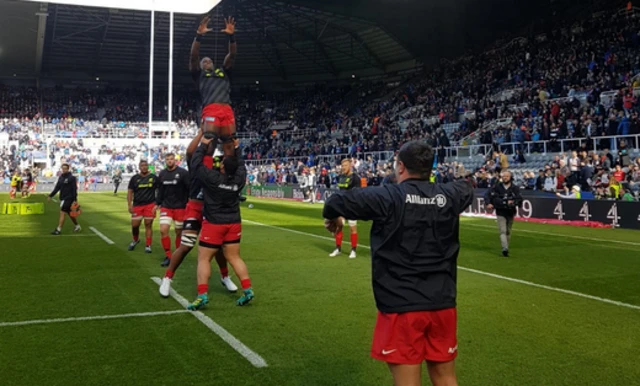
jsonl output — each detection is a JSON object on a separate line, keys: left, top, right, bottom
{"left": 1, "top": 192, "right": 639, "bottom": 386}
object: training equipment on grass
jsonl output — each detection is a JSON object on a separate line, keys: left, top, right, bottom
{"left": 2, "top": 202, "right": 45, "bottom": 215}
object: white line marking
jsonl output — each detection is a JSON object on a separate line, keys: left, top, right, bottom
{"left": 89, "top": 226, "right": 115, "bottom": 245}
{"left": 243, "top": 219, "right": 640, "bottom": 311}
{"left": 463, "top": 223, "right": 640, "bottom": 247}
{"left": 151, "top": 277, "right": 268, "bottom": 368}
{"left": 0, "top": 310, "right": 188, "bottom": 327}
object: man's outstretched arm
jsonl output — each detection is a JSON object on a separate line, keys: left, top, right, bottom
{"left": 221, "top": 17, "right": 237, "bottom": 69}
{"left": 190, "top": 16, "right": 212, "bottom": 73}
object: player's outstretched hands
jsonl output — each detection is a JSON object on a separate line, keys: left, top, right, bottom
{"left": 197, "top": 16, "right": 213, "bottom": 35}
{"left": 324, "top": 218, "right": 342, "bottom": 235}
{"left": 221, "top": 17, "right": 236, "bottom": 35}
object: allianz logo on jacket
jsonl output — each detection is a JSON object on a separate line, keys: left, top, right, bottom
{"left": 219, "top": 184, "right": 239, "bottom": 191}
{"left": 405, "top": 194, "right": 447, "bottom": 207}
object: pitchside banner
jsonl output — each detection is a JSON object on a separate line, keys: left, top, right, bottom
{"left": 292, "top": 186, "right": 640, "bottom": 230}
{"left": 470, "top": 189, "right": 640, "bottom": 230}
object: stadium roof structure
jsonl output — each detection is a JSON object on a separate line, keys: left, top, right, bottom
{"left": 0, "top": 0, "right": 417, "bottom": 84}
{"left": 20, "top": 0, "right": 222, "bottom": 14}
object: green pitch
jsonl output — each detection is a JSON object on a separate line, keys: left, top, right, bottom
{"left": 0, "top": 193, "right": 639, "bottom": 386}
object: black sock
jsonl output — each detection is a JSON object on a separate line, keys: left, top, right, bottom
{"left": 132, "top": 226, "right": 140, "bottom": 241}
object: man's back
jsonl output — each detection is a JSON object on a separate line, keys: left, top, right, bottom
{"left": 324, "top": 179, "right": 473, "bottom": 313}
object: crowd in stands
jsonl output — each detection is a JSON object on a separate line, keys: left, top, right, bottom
{"left": 2, "top": 4, "right": 640, "bottom": 202}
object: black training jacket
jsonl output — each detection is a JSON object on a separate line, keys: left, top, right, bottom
{"left": 192, "top": 144, "right": 246, "bottom": 224}
{"left": 323, "top": 179, "right": 474, "bottom": 313}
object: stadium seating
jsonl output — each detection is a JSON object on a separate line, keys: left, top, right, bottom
{"left": 2, "top": 5, "right": 640, "bottom": 200}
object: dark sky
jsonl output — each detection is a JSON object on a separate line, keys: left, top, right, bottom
{"left": 286, "top": 0, "right": 595, "bottom": 64}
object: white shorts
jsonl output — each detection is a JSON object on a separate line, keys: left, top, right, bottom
{"left": 346, "top": 220, "right": 357, "bottom": 227}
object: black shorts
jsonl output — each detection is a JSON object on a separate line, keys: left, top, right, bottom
{"left": 60, "top": 198, "right": 75, "bottom": 213}
{"left": 183, "top": 219, "right": 202, "bottom": 233}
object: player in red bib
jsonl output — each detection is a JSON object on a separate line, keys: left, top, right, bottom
{"left": 190, "top": 15, "right": 237, "bottom": 158}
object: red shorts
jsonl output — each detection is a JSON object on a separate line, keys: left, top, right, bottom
{"left": 202, "top": 103, "right": 236, "bottom": 127}
{"left": 199, "top": 220, "right": 242, "bottom": 248}
{"left": 184, "top": 200, "right": 204, "bottom": 221}
{"left": 132, "top": 203, "right": 156, "bottom": 220}
{"left": 371, "top": 308, "right": 457, "bottom": 364}
{"left": 159, "top": 207, "right": 186, "bottom": 227}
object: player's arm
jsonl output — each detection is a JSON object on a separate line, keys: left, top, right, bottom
{"left": 183, "top": 168, "right": 191, "bottom": 192}
{"left": 190, "top": 16, "right": 212, "bottom": 74}
{"left": 70, "top": 176, "right": 78, "bottom": 198}
{"left": 186, "top": 129, "right": 204, "bottom": 159}
{"left": 221, "top": 17, "right": 237, "bottom": 69}
{"left": 127, "top": 178, "right": 136, "bottom": 213}
{"left": 323, "top": 186, "right": 392, "bottom": 222}
{"left": 155, "top": 172, "right": 165, "bottom": 207}
{"left": 450, "top": 179, "right": 475, "bottom": 215}
{"left": 193, "top": 140, "right": 224, "bottom": 187}
{"left": 48, "top": 177, "right": 62, "bottom": 199}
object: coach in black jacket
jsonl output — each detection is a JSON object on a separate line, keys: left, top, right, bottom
{"left": 484, "top": 170, "right": 523, "bottom": 257}
{"left": 47, "top": 163, "right": 80, "bottom": 235}
{"left": 323, "top": 141, "right": 473, "bottom": 386}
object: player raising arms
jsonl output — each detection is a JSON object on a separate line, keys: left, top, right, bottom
{"left": 190, "top": 15, "right": 237, "bottom": 158}
{"left": 127, "top": 160, "right": 158, "bottom": 253}
{"left": 187, "top": 135, "right": 253, "bottom": 310}
{"left": 157, "top": 154, "right": 190, "bottom": 267}
{"left": 329, "top": 159, "right": 361, "bottom": 259}
{"left": 159, "top": 130, "right": 238, "bottom": 297}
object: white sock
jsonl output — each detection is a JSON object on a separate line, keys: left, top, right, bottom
{"left": 56, "top": 227, "right": 61, "bottom": 231}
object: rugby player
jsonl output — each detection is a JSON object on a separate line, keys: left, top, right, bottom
{"left": 22, "top": 169, "right": 33, "bottom": 198}
{"left": 329, "top": 159, "right": 361, "bottom": 258}
{"left": 127, "top": 160, "right": 158, "bottom": 253}
{"left": 9, "top": 170, "right": 21, "bottom": 199}
{"left": 48, "top": 163, "right": 81, "bottom": 235}
{"left": 156, "top": 153, "right": 190, "bottom": 267}
{"left": 323, "top": 141, "right": 474, "bottom": 386}
{"left": 159, "top": 130, "right": 238, "bottom": 297}
{"left": 190, "top": 15, "right": 238, "bottom": 158}
{"left": 187, "top": 135, "right": 253, "bottom": 310}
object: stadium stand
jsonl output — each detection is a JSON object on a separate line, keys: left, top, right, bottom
{"left": 2, "top": 5, "right": 640, "bottom": 200}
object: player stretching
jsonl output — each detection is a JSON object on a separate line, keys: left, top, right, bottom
{"left": 159, "top": 131, "right": 238, "bottom": 297}
{"left": 127, "top": 160, "right": 158, "bottom": 253}
{"left": 190, "top": 15, "right": 237, "bottom": 158}
{"left": 329, "top": 159, "right": 361, "bottom": 258}
{"left": 48, "top": 163, "right": 81, "bottom": 235}
{"left": 157, "top": 153, "right": 190, "bottom": 267}
{"left": 187, "top": 136, "right": 253, "bottom": 310}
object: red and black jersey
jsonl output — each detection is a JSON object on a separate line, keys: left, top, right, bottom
{"left": 128, "top": 173, "right": 158, "bottom": 206}
{"left": 192, "top": 67, "right": 232, "bottom": 106}
{"left": 156, "top": 167, "right": 190, "bottom": 209}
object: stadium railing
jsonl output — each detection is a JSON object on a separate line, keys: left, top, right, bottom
{"left": 244, "top": 151, "right": 395, "bottom": 167}
{"left": 444, "top": 133, "right": 640, "bottom": 158}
